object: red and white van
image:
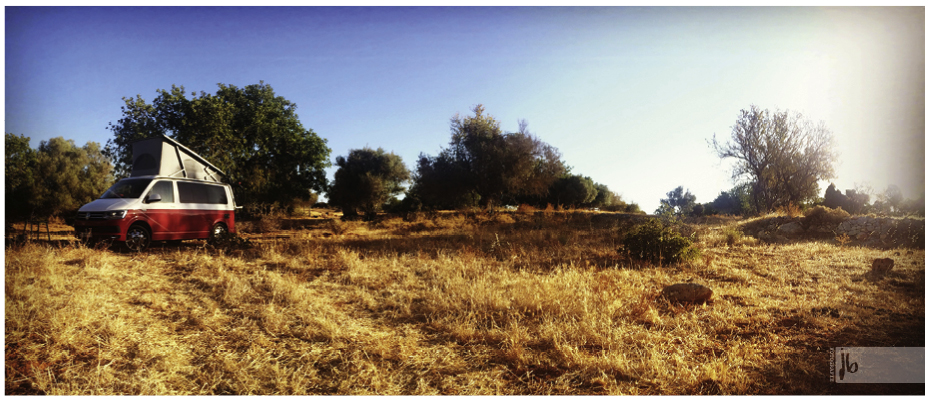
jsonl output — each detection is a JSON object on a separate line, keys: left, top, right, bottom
{"left": 74, "top": 135, "right": 237, "bottom": 251}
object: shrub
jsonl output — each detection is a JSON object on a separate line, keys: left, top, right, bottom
{"left": 691, "top": 204, "right": 705, "bottom": 217}
{"left": 801, "top": 205, "right": 850, "bottom": 229}
{"left": 620, "top": 218, "right": 700, "bottom": 266}
{"left": 722, "top": 226, "right": 743, "bottom": 246}
{"left": 775, "top": 203, "right": 802, "bottom": 218}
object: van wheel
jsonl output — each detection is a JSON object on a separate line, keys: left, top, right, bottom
{"left": 209, "top": 223, "right": 228, "bottom": 244}
{"left": 125, "top": 224, "right": 150, "bottom": 252}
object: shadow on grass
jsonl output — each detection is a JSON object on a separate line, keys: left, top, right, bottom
{"left": 753, "top": 272, "right": 925, "bottom": 395}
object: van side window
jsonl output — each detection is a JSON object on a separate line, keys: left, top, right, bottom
{"left": 178, "top": 182, "right": 228, "bottom": 205}
{"left": 147, "top": 181, "right": 175, "bottom": 203}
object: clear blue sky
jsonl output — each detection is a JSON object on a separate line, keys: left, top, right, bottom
{"left": 4, "top": 6, "right": 925, "bottom": 212}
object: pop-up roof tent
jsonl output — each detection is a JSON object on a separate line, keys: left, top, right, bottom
{"left": 131, "top": 135, "right": 226, "bottom": 183}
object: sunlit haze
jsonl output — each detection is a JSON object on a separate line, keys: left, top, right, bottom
{"left": 4, "top": 6, "right": 924, "bottom": 212}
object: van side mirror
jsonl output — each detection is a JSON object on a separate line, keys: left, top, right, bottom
{"left": 146, "top": 193, "right": 162, "bottom": 203}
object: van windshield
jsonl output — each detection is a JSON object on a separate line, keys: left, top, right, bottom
{"left": 100, "top": 178, "right": 153, "bottom": 199}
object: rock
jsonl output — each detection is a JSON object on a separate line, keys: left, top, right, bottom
{"left": 812, "top": 225, "right": 834, "bottom": 233}
{"left": 777, "top": 222, "right": 803, "bottom": 235}
{"left": 872, "top": 258, "right": 894, "bottom": 273}
{"left": 662, "top": 283, "right": 713, "bottom": 303}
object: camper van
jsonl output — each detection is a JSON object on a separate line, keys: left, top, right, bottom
{"left": 74, "top": 135, "right": 237, "bottom": 251}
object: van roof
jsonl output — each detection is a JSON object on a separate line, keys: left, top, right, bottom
{"left": 125, "top": 175, "right": 232, "bottom": 185}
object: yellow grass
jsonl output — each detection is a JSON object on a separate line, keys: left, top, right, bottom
{"left": 5, "top": 211, "right": 925, "bottom": 394}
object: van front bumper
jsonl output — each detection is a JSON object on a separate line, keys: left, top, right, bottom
{"left": 74, "top": 220, "right": 126, "bottom": 241}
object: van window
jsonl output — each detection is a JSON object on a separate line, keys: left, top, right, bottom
{"left": 147, "top": 181, "right": 175, "bottom": 203}
{"left": 101, "top": 178, "right": 153, "bottom": 199}
{"left": 177, "top": 182, "right": 228, "bottom": 205}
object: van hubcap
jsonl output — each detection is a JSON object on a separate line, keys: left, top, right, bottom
{"left": 126, "top": 227, "right": 148, "bottom": 251}
{"left": 211, "top": 224, "right": 227, "bottom": 242}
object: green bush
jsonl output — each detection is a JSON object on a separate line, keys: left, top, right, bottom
{"left": 620, "top": 218, "right": 700, "bottom": 266}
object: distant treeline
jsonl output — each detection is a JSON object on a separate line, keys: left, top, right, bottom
{"left": 5, "top": 83, "right": 642, "bottom": 224}
{"left": 8, "top": 84, "right": 920, "bottom": 226}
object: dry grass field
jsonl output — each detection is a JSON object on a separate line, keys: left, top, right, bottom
{"left": 5, "top": 210, "right": 925, "bottom": 395}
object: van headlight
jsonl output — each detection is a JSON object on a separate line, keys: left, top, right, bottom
{"left": 103, "top": 210, "right": 127, "bottom": 219}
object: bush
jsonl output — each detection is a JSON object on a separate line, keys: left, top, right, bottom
{"left": 722, "top": 226, "right": 743, "bottom": 246}
{"left": 620, "top": 218, "right": 700, "bottom": 266}
{"left": 801, "top": 205, "right": 850, "bottom": 229}
{"left": 691, "top": 204, "right": 705, "bottom": 217}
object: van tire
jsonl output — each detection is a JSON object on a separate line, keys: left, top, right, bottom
{"left": 209, "top": 223, "right": 228, "bottom": 244}
{"left": 125, "top": 224, "right": 150, "bottom": 252}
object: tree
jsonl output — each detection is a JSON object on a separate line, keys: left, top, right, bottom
{"left": 412, "top": 105, "right": 566, "bottom": 209}
{"left": 35, "top": 137, "right": 113, "bottom": 217}
{"left": 823, "top": 183, "right": 846, "bottom": 211}
{"left": 590, "top": 183, "right": 616, "bottom": 208}
{"left": 104, "top": 82, "right": 331, "bottom": 209}
{"left": 710, "top": 184, "right": 754, "bottom": 216}
{"left": 409, "top": 150, "right": 479, "bottom": 210}
{"left": 656, "top": 186, "right": 697, "bottom": 216}
{"left": 711, "top": 105, "right": 837, "bottom": 212}
{"left": 844, "top": 188, "right": 870, "bottom": 215}
{"left": 5, "top": 133, "right": 38, "bottom": 222}
{"left": 327, "top": 147, "right": 410, "bottom": 219}
{"left": 873, "top": 184, "right": 904, "bottom": 215}
{"left": 823, "top": 183, "right": 870, "bottom": 215}
{"left": 624, "top": 203, "right": 644, "bottom": 215}
{"left": 5, "top": 136, "right": 113, "bottom": 220}
{"left": 548, "top": 174, "right": 597, "bottom": 208}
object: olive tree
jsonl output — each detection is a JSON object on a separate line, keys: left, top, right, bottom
{"left": 548, "top": 174, "right": 597, "bottom": 208}
{"left": 5, "top": 133, "right": 38, "bottom": 222}
{"left": 412, "top": 105, "right": 566, "bottom": 209}
{"left": 711, "top": 105, "right": 836, "bottom": 212}
{"left": 327, "top": 147, "right": 410, "bottom": 219}
{"left": 5, "top": 135, "right": 113, "bottom": 220}
{"left": 655, "top": 186, "right": 697, "bottom": 217}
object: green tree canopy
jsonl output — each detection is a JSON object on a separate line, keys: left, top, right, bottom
{"left": 5, "top": 133, "right": 38, "bottom": 222}
{"left": 327, "top": 147, "right": 411, "bottom": 218}
{"left": 412, "top": 105, "right": 566, "bottom": 209}
{"left": 590, "top": 183, "right": 616, "bottom": 208}
{"left": 408, "top": 150, "right": 479, "bottom": 210}
{"left": 656, "top": 186, "right": 697, "bottom": 217}
{"left": 711, "top": 105, "right": 836, "bottom": 212}
{"left": 548, "top": 174, "right": 597, "bottom": 208}
{"left": 104, "top": 82, "right": 331, "bottom": 208}
{"left": 710, "top": 184, "right": 754, "bottom": 216}
{"left": 5, "top": 135, "right": 113, "bottom": 220}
